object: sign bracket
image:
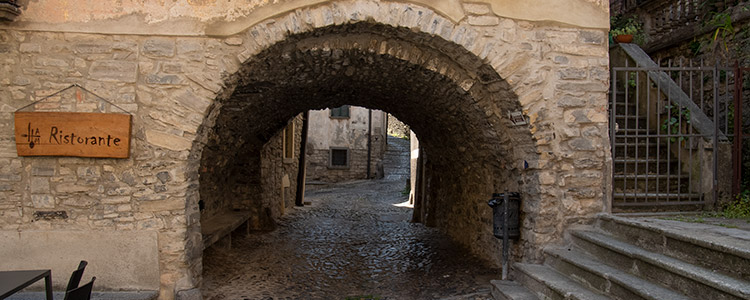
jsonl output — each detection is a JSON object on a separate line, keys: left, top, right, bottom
{"left": 15, "top": 83, "right": 132, "bottom": 114}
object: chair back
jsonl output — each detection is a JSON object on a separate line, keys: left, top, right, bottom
{"left": 65, "top": 261, "right": 88, "bottom": 292}
{"left": 63, "top": 277, "right": 95, "bottom": 300}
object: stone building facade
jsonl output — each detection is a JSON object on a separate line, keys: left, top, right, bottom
{"left": 0, "top": 1, "right": 611, "bottom": 299}
{"left": 306, "top": 106, "right": 387, "bottom": 182}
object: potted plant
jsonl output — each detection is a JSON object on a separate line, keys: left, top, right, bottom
{"left": 610, "top": 16, "right": 644, "bottom": 44}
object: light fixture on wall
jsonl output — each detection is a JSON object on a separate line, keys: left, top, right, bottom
{"left": 508, "top": 111, "right": 528, "bottom": 126}
{"left": 0, "top": 0, "right": 20, "bottom": 22}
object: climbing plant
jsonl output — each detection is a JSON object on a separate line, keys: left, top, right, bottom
{"left": 708, "top": 11, "right": 735, "bottom": 53}
{"left": 661, "top": 104, "right": 691, "bottom": 143}
{"left": 688, "top": 3, "right": 748, "bottom": 58}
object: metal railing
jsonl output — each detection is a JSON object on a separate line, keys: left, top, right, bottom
{"left": 610, "top": 50, "right": 736, "bottom": 210}
{"left": 731, "top": 65, "right": 750, "bottom": 195}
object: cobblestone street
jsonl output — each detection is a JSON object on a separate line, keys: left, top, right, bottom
{"left": 201, "top": 178, "right": 499, "bottom": 299}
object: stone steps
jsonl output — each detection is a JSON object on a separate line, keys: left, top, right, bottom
{"left": 613, "top": 177, "right": 694, "bottom": 194}
{"left": 491, "top": 280, "right": 538, "bottom": 300}
{"left": 612, "top": 192, "right": 702, "bottom": 201}
{"left": 612, "top": 157, "right": 680, "bottom": 174}
{"left": 613, "top": 174, "right": 693, "bottom": 193}
{"left": 513, "top": 263, "right": 609, "bottom": 300}
{"left": 544, "top": 247, "right": 690, "bottom": 300}
{"left": 383, "top": 135, "right": 410, "bottom": 181}
{"left": 595, "top": 214, "right": 750, "bottom": 281}
{"left": 613, "top": 144, "right": 671, "bottom": 158}
{"left": 571, "top": 230, "right": 750, "bottom": 300}
{"left": 491, "top": 214, "right": 750, "bottom": 300}
{"left": 609, "top": 72, "right": 703, "bottom": 210}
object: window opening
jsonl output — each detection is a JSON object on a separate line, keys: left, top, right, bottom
{"left": 329, "top": 147, "right": 349, "bottom": 168}
{"left": 283, "top": 122, "right": 295, "bottom": 162}
{"left": 330, "top": 105, "right": 350, "bottom": 118}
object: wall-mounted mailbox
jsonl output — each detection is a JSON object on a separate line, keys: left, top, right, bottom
{"left": 487, "top": 192, "right": 520, "bottom": 239}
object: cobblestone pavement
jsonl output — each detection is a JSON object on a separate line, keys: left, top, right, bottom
{"left": 201, "top": 179, "right": 500, "bottom": 300}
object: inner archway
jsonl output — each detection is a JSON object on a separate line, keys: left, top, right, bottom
{"left": 195, "top": 21, "right": 538, "bottom": 290}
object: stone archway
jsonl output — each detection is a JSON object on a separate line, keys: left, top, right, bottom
{"left": 183, "top": 2, "right": 611, "bottom": 295}
{"left": 191, "top": 7, "right": 537, "bottom": 298}
{"left": 197, "top": 19, "right": 531, "bottom": 263}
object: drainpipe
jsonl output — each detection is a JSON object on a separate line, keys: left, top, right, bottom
{"left": 411, "top": 148, "right": 423, "bottom": 223}
{"left": 385, "top": 114, "right": 389, "bottom": 139}
{"left": 366, "top": 109, "right": 372, "bottom": 179}
{"left": 295, "top": 111, "right": 309, "bottom": 206}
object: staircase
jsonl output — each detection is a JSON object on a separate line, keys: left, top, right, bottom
{"left": 383, "top": 135, "right": 410, "bottom": 181}
{"left": 608, "top": 43, "right": 725, "bottom": 211}
{"left": 611, "top": 92, "right": 703, "bottom": 210}
{"left": 491, "top": 214, "right": 750, "bottom": 300}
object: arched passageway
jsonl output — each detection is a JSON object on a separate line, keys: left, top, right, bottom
{"left": 0, "top": 0, "right": 610, "bottom": 297}
{"left": 196, "top": 21, "right": 535, "bottom": 277}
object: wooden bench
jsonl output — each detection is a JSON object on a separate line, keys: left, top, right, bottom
{"left": 200, "top": 210, "right": 251, "bottom": 250}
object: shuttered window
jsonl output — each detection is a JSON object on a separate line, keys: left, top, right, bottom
{"left": 330, "top": 105, "right": 350, "bottom": 118}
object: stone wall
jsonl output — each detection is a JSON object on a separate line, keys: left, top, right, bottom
{"left": 306, "top": 148, "right": 382, "bottom": 182}
{"left": 387, "top": 114, "right": 410, "bottom": 139}
{"left": 260, "top": 116, "right": 304, "bottom": 225}
{"left": 199, "top": 114, "right": 303, "bottom": 229}
{"left": 305, "top": 107, "right": 387, "bottom": 182}
{"left": 0, "top": 0, "right": 611, "bottom": 298}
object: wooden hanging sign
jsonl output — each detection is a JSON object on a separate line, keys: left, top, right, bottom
{"left": 14, "top": 112, "right": 131, "bottom": 158}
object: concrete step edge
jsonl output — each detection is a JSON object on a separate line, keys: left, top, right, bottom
{"left": 514, "top": 263, "right": 610, "bottom": 300}
{"left": 490, "top": 280, "right": 539, "bottom": 300}
{"left": 598, "top": 214, "right": 750, "bottom": 260}
{"left": 572, "top": 230, "right": 750, "bottom": 298}
{"left": 544, "top": 247, "right": 690, "bottom": 300}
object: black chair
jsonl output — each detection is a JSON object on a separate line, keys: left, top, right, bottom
{"left": 63, "top": 277, "right": 95, "bottom": 300}
{"left": 65, "top": 261, "right": 88, "bottom": 292}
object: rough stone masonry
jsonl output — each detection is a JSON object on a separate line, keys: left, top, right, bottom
{"left": 0, "top": 1, "right": 611, "bottom": 299}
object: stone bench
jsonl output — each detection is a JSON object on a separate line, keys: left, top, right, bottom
{"left": 200, "top": 210, "right": 251, "bottom": 250}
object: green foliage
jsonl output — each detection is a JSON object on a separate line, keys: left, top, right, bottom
{"left": 721, "top": 190, "right": 750, "bottom": 219}
{"left": 627, "top": 72, "right": 637, "bottom": 88}
{"left": 610, "top": 15, "right": 646, "bottom": 44}
{"left": 610, "top": 18, "right": 641, "bottom": 35}
{"left": 661, "top": 104, "right": 691, "bottom": 142}
{"left": 708, "top": 11, "right": 734, "bottom": 52}
{"left": 688, "top": 3, "right": 748, "bottom": 57}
